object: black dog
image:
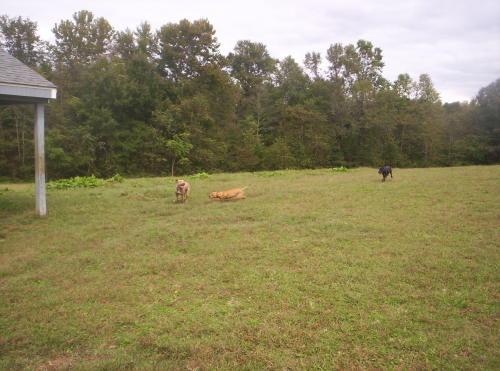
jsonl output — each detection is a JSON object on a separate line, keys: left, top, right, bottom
{"left": 378, "top": 166, "right": 392, "bottom": 182}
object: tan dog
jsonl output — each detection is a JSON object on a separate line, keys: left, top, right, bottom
{"left": 209, "top": 186, "right": 248, "bottom": 201}
{"left": 175, "top": 179, "right": 190, "bottom": 203}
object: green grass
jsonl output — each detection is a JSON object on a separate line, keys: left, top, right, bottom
{"left": 0, "top": 166, "right": 499, "bottom": 370}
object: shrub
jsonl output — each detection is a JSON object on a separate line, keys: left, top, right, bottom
{"left": 331, "top": 166, "right": 348, "bottom": 172}
{"left": 107, "top": 174, "right": 124, "bottom": 183}
{"left": 254, "top": 171, "right": 286, "bottom": 177}
{"left": 47, "top": 174, "right": 123, "bottom": 190}
{"left": 0, "top": 187, "right": 11, "bottom": 195}
{"left": 187, "top": 172, "right": 209, "bottom": 179}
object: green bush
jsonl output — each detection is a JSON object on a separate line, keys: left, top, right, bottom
{"left": 47, "top": 174, "right": 123, "bottom": 190}
{"left": 0, "top": 187, "right": 11, "bottom": 195}
{"left": 331, "top": 166, "right": 348, "bottom": 172}
{"left": 107, "top": 173, "right": 124, "bottom": 183}
{"left": 254, "top": 171, "right": 286, "bottom": 177}
{"left": 187, "top": 172, "right": 209, "bottom": 179}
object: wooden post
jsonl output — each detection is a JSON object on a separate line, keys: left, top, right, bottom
{"left": 34, "top": 103, "right": 47, "bottom": 216}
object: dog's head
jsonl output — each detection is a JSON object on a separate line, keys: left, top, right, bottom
{"left": 176, "top": 179, "right": 189, "bottom": 189}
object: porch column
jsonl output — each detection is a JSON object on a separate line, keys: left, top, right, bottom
{"left": 34, "top": 103, "right": 47, "bottom": 216}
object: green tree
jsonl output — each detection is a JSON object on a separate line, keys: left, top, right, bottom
{"left": 52, "top": 10, "right": 114, "bottom": 66}
{"left": 0, "top": 15, "right": 47, "bottom": 66}
{"left": 228, "top": 40, "right": 276, "bottom": 95}
{"left": 0, "top": 15, "right": 46, "bottom": 179}
{"left": 416, "top": 74, "right": 440, "bottom": 103}
{"left": 226, "top": 116, "right": 263, "bottom": 171}
{"left": 442, "top": 102, "right": 474, "bottom": 164}
{"left": 5, "top": 9, "right": 494, "bottom": 178}
{"left": 470, "top": 78, "right": 500, "bottom": 163}
{"left": 228, "top": 40, "right": 276, "bottom": 131}
{"left": 114, "top": 29, "right": 135, "bottom": 60}
{"left": 393, "top": 73, "right": 416, "bottom": 100}
{"left": 262, "top": 137, "right": 295, "bottom": 169}
{"left": 135, "top": 22, "right": 156, "bottom": 59}
{"left": 325, "top": 40, "right": 387, "bottom": 165}
{"left": 166, "top": 134, "right": 193, "bottom": 176}
{"left": 156, "top": 19, "right": 221, "bottom": 82}
{"left": 304, "top": 51, "right": 322, "bottom": 81}
{"left": 275, "top": 56, "right": 310, "bottom": 106}
{"left": 0, "top": 105, "right": 34, "bottom": 178}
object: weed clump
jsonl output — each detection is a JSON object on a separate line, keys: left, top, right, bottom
{"left": 254, "top": 171, "right": 286, "bottom": 177}
{"left": 47, "top": 174, "right": 123, "bottom": 190}
{"left": 187, "top": 172, "right": 209, "bottom": 179}
{"left": 0, "top": 187, "right": 11, "bottom": 195}
{"left": 331, "top": 166, "right": 348, "bottom": 172}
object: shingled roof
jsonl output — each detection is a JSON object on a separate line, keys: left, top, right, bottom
{"left": 0, "top": 49, "right": 56, "bottom": 88}
{"left": 0, "top": 49, "right": 57, "bottom": 104}
{"left": 0, "top": 49, "right": 57, "bottom": 216}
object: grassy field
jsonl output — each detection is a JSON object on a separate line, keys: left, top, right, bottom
{"left": 0, "top": 166, "right": 499, "bottom": 370}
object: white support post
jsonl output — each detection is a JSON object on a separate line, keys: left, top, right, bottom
{"left": 34, "top": 103, "right": 47, "bottom": 216}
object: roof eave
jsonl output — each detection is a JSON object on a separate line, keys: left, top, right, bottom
{"left": 0, "top": 82, "right": 57, "bottom": 100}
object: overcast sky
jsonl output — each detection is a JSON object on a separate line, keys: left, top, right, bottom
{"left": 3, "top": 0, "right": 500, "bottom": 102}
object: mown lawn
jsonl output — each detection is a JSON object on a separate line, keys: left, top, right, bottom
{"left": 0, "top": 166, "right": 499, "bottom": 370}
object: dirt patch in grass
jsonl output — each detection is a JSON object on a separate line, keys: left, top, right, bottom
{"left": 34, "top": 355, "right": 74, "bottom": 371}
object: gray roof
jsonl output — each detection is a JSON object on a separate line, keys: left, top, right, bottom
{"left": 0, "top": 49, "right": 56, "bottom": 88}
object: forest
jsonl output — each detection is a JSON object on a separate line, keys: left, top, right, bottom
{"left": 0, "top": 11, "right": 498, "bottom": 180}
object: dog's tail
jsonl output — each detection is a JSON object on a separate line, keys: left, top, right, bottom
{"left": 241, "top": 186, "right": 249, "bottom": 191}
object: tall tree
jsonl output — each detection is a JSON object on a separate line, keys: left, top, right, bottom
{"left": 393, "top": 73, "right": 416, "bottom": 100}
{"left": 0, "top": 15, "right": 47, "bottom": 179}
{"left": 113, "top": 29, "right": 135, "bottom": 60}
{"left": 0, "top": 15, "right": 46, "bottom": 66}
{"left": 325, "top": 40, "right": 387, "bottom": 164}
{"left": 228, "top": 40, "right": 276, "bottom": 130}
{"left": 165, "top": 134, "right": 193, "bottom": 176}
{"left": 416, "top": 74, "right": 440, "bottom": 103}
{"left": 304, "top": 51, "right": 322, "bottom": 81}
{"left": 228, "top": 40, "right": 276, "bottom": 95}
{"left": 135, "top": 22, "right": 156, "bottom": 59}
{"left": 274, "top": 56, "right": 310, "bottom": 106}
{"left": 442, "top": 102, "right": 473, "bottom": 164}
{"left": 471, "top": 78, "right": 500, "bottom": 163}
{"left": 156, "top": 19, "right": 221, "bottom": 82}
{"left": 3, "top": 10, "right": 497, "bottom": 179}
{"left": 52, "top": 10, "right": 114, "bottom": 66}
{"left": 326, "top": 40, "right": 385, "bottom": 100}
{"left": 0, "top": 105, "right": 34, "bottom": 178}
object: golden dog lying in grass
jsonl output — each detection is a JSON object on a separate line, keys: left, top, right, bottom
{"left": 209, "top": 186, "right": 247, "bottom": 201}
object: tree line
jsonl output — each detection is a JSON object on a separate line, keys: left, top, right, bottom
{"left": 0, "top": 11, "right": 498, "bottom": 180}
